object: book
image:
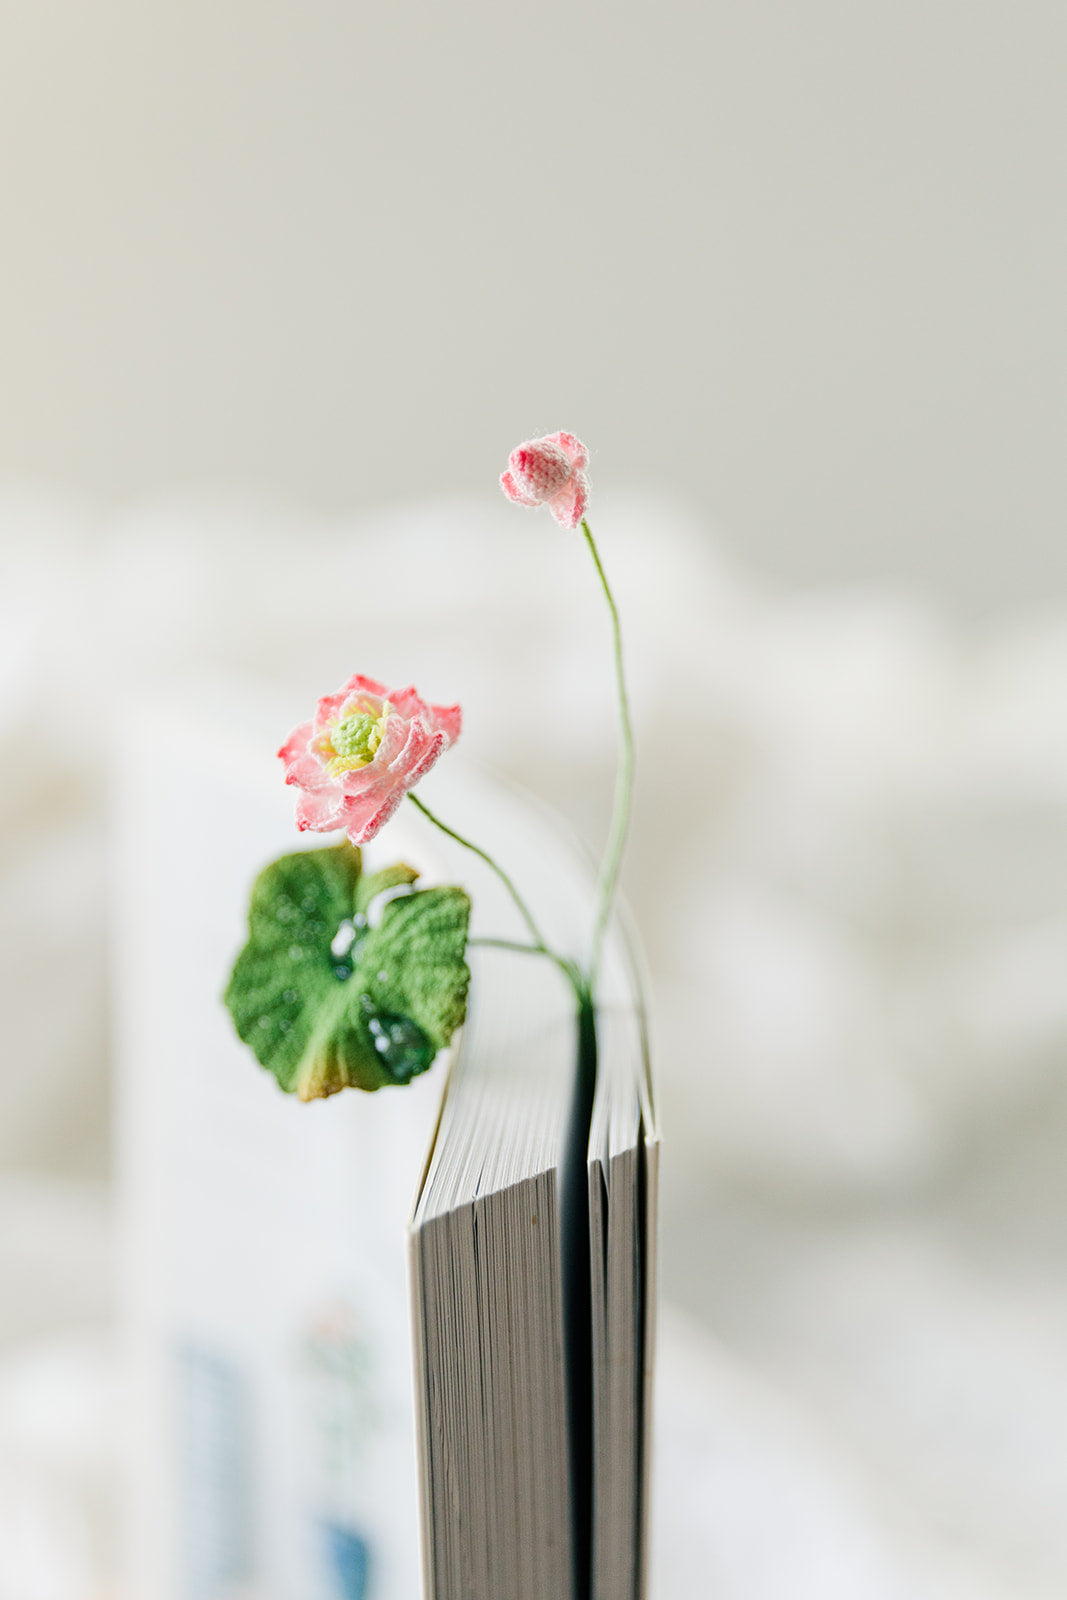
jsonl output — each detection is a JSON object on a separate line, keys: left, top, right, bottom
{"left": 408, "top": 760, "right": 657, "bottom": 1600}
{"left": 116, "top": 691, "right": 441, "bottom": 1600}
{"left": 116, "top": 689, "right": 656, "bottom": 1600}
{"left": 410, "top": 944, "right": 657, "bottom": 1600}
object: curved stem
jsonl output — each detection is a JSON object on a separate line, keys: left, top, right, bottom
{"left": 580, "top": 516, "right": 635, "bottom": 991}
{"left": 468, "top": 936, "right": 544, "bottom": 956}
{"left": 408, "top": 792, "right": 584, "bottom": 1000}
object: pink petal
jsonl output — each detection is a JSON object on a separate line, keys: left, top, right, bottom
{"left": 295, "top": 784, "right": 347, "bottom": 833}
{"left": 509, "top": 441, "right": 571, "bottom": 501}
{"left": 380, "top": 687, "right": 459, "bottom": 746}
{"left": 547, "top": 469, "right": 589, "bottom": 530}
{"left": 387, "top": 715, "right": 434, "bottom": 777}
{"left": 430, "top": 701, "right": 462, "bottom": 743}
{"left": 339, "top": 785, "right": 405, "bottom": 846}
{"left": 284, "top": 746, "right": 334, "bottom": 792}
{"left": 405, "top": 726, "right": 448, "bottom": 784}
{"left": 338, "top": 697, "right": 386, "bottom": 726}
{"left": 385, "top": 684, "right": 426, "bottom": 718}
{"left": 279, "top": 723, "right": 333, "bottom": 792}
{"left": 317, "top": 677, "right": 386, "bottom": 729}
{"left": 501, "top": 468, "right": 538, "bottom": 507}
{"left": 336, "top": 756, "right": 389, "bottom": 798}
{"left": 545, "top": 431, "right": 588, "bottom": 473}
{"left": 278, "top": 721, "right": 315, "bottom": 768}
{"left": 360, "top": 711, "right": 409, "bottom": 774}
{"left": 339, "top": 672, "right": 390, "bottom": 700}
{"left": 313, "top": 690, "right": 350, "bottom": 730}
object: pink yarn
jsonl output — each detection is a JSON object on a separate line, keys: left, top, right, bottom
{"left": 278, "top": 674, "right": 461, "bottom": 846}
{"left": 500, "top": 431, "right": 590, "bottom": 529}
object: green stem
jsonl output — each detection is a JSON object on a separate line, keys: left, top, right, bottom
{"left": 468, "top": 936, "right": 544, "bottom": 956}
{"left": 580, "top": 516, "right": 634, "bottom": 991}
{"left": 408, "top": 792, "right": 584, "bottom": 1000}
{"left": 470, "top": 937, "right": 587, "bottom": 1000}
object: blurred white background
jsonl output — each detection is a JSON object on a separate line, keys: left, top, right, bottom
{"left": 2, "top": 2, "right": 1067, "bottom": 1596}
{"left": 2, "top": 0, "right": 1066, "bottom": 603}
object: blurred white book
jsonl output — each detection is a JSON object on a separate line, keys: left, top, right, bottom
{"left": 114, "top": 687, "right": 656, "bottom": 1600}
{"left": 114, "top": 688, "right": 442, "bottom": 1600}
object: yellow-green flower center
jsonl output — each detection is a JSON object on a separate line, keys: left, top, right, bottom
{"left": 322, "top": 702, "right": 390, "bottom": 777}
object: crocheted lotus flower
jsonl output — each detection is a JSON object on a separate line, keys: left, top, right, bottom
{"left": 278, "top": 675, "right": 461, "bottom": 845}
{"left": 500, "top": 431, "right": 590, "bottom": 529}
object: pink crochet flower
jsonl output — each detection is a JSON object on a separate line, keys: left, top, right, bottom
{"left": 278, "top": 675, "right": 461, "bottom": 846}
{"left": 500, "top": 431, "right": 590, "bottom": 529}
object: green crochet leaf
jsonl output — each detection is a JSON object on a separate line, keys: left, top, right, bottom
{"left": 224, "top": 841, "right": 470, "bottom": 1100}
{"left": 354, "top": 861, "right": 420, "bottom": 916}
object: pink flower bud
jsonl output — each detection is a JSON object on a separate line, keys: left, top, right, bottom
{"left": 278, "top": 675, "right": 461, "bottom": 845}
{"left": 500, "top": 431, "right": 590, "bottom": 529}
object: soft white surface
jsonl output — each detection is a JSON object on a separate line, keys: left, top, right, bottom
{"left": 2, "top": 488, "right": 1066, "bottom": 1594}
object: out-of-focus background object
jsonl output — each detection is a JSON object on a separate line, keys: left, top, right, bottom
{"left": 2, "top": 2, "right": 1066, "bottom": 1596}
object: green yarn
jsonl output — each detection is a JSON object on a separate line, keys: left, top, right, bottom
{"left": 224, "top": 841, "right": 470, "bottom": 1099}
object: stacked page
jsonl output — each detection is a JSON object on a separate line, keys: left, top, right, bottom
{"left": 410, "top": 930, "right": 657, "bottom": 1600}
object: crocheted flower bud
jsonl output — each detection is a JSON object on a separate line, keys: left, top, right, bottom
{"left": 500, "top": 431, "right": 590, "bottom": 529}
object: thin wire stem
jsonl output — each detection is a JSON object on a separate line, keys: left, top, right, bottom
{"left": 408, "top": 792, "right": 585, "bottom": 999}
{"left": 468, "top": 936, "right": 544, "bottom": 955}
{"left": 580, "top": 516, "right": 635, "bottom": 991}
